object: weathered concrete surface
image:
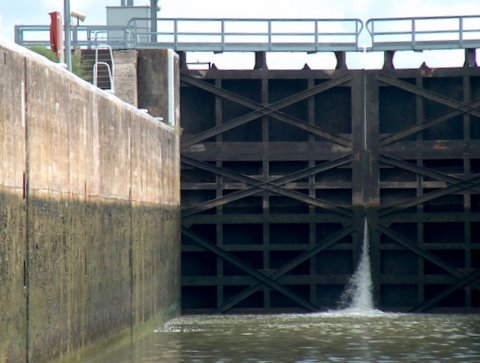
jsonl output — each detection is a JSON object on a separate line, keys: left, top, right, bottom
{"left": 113, "top": 50, "right": 138, "bottom": 106}
{"left": 0, "top": 40, "right": 180, "bottom": 363}
{"left": 137, "top": 49, "right": 170, "bottom": 118}
{"left": 0, "top": 42, "right": 27, "bottom": 363}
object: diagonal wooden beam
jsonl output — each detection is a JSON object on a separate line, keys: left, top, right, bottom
{"left": 181, "top": 226, "right": 317, "bottom": 311}
{"left": 378, "top": 154, "right": 480, "bottom": 193}
{"left": 377, "top": 73, "right": 480, "bottom": 118}
{"left": 215, "top": 225, "right": 355, "bottom": 313}
{"left": 380, "top": 98, "right": 480, "bottom": 147}
{"left": 379, "top": 174, "right": 480, "bottom": 217}
{"left": 411, "top": 268, "right": 480, "bottom": 312}
{"left": 377, "top": 224, "right": 480, "bottom": 291}
{"left": 182, "top": 73, "right": 352, "bottom": 148}
{"left": 181, "top": 73, "right": 352, "bottom": 148}
{"left": 181, "top": 155, "right": 353, "bottom": 217}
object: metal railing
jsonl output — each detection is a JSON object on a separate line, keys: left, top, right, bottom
{"left": 14, "top": 24, "right": 132, "bottom": 49}
{"left": 13, "top": 15, "right": 480, "bottom": 53}
{"left": 366, "top": 15, "right": 480, "bottom": 51}
{"left": 93, "top": 44, "right": 115, "bottom": 93}
{"left": 127, "top": 17, "right": 364, "bottom": 52}
{"left": 15, "top": 18, "right": 364, "bottom": 52}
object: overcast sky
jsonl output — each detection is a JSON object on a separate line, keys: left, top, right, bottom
{"left": 1, "top": 0, "right": 479, "bottom": 69}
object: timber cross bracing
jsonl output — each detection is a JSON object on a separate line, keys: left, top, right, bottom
{"left": 181, "top": 66, "right": 480, "bottom": 313}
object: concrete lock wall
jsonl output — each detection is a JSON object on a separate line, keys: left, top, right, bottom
{"left": 0, "top": 42, "right": 181, "bottom": 363}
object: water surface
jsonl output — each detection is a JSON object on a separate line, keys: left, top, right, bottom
{"left": 87, "top": 312, "right": 480, "bottom": 362}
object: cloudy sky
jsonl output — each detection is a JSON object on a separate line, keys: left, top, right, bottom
{"left": 1, "top": 0, "right": 479, "bottom": 69}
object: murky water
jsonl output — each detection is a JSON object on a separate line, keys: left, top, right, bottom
{"left": 87, "top": 312, "right": 480, "bottom": 362}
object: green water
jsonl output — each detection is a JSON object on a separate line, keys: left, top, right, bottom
{"left": 88, "top": 312, "right": 480, "bottom": 362}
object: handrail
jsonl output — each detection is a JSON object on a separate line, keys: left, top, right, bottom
{"left": 14, "top": 15, "right": 480, "bottom": 53}
{"left": 366, "top": 15, "right": 480, "bottom": 51}
{"left": 14, "top": 24, "right": 131, "bottom": 49}
{"left": 14, "top": 18, "right": 364, "bottom": 53}
{"left": 127, "top": 17, "right": 364, "bottom": 52}
{"left": 93, "top": 44, "right": 115, "bottom": 93}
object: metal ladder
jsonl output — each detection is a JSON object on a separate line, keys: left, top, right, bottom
{"left": 93, "top": 44, "right": 115, "bottom": 94}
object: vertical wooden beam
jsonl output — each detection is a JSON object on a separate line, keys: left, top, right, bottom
{"left": 307, "top": 77, "right": 317, "bottom": 306}
{"left": 364, "top": 70, "right": 381, "bottom": 307}
{"left": 463, "top": 74, "right": 472, "bottom": 308}
{"left": 335, "top": 51, "right": 347, "bottom": 70}
{"left": 383, "top": 51, "right": 395, "bottom": 70}
{"left": 261, "top": 77, "right": 270, "bottom": 309}
{"left": 464, "top": 48, "right": 477, "bottom": 68}
{"left": 215, "top": 78, "right": 224, "bottom": 308}
{"left": 255, "top": 51, "right": 268, "bottom": 70}
{"left": 351, "top": 70, "right": 366, "bottom": 296}
{"left": 415, "top": 75, "right": 425, "bottom": 307}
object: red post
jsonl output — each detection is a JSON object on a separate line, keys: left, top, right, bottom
{"left": 49, "top": 11, "right": 62, "bottom": 59}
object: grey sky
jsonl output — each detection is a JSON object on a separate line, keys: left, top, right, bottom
{"left": 1, "top": 0, "right": 479, "bottom": 69}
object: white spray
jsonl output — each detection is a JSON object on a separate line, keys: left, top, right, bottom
{"left": 339, "top": 218, "right": 374, "bottom": 311}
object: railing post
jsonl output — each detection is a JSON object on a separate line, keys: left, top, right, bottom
{"left": 14, "top": 26, "right": 22, "bottom": 45}
{"left": 268, "top": 20, "right": 272, "bottom": 51}
{"left": 174, "top": 19, "right": 178, "bottom": 50}
{"left": 221, "top": 19, "right": 225, "bottom": 52}
{"left": 371, "top": 21, "right": 375, "bottom": 48}
{"left": 355, "top": 20, "right": 359, "bottom": 50}
{"left": 459, "top": 17, "right": 464, "bottom": 47}
{"left": 314, "top": 20, "right": 319, "bottom": 52}
{"left": 412, "top": 18, "right": 416, "bottom": 49}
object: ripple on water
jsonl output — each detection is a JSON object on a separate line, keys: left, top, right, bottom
{"left": 89, "top": 313, "right": 480, "bottom": 363}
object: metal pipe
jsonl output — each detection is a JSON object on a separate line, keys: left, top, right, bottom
{"left": 64, "top": 0, "right": 72, "bottom": 71}
{"left": 150, "top": 0, "right": 158, "bottom": 42}
{"left": 167, "top": 49, "right": 176, "bottom": 126}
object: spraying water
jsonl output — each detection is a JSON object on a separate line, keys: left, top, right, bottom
{"left": 338, "top": 218, "right": 374, "bottom": 312}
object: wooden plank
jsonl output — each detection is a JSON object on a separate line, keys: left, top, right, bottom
{"left": 182, "top": 141, "right": 351, "bottom": 161}
{"left": 380, "top": 140, "right": 480, "bottom": 159}
{"left": 183, "top": 213, "right": 352, "bottom": 225}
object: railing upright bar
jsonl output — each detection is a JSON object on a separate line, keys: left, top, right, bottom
{"left": 268, "top": 20, "right": 272, "bottom": 50}
{"left": 412, "top": 18, "right": 416, "bottom": 48}
{"left": 459, "top": 17, "right": 464, "bottom": 47}
{"left": 355, "top": 20, "right": 359, "bottom": 50}
{"left": 371, "top": 21, "right": 375, "bottom": 47}
{"left": 174, "top": 19, "right": 178, "bottom": 49}
{"left": 221, "top": 19, "right": 225, "bottom": 52}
